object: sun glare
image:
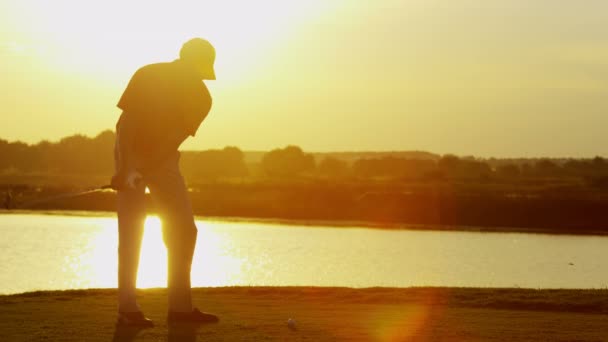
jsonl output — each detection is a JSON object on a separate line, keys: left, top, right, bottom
{"left": 86, "top": 217, "right": 169, "bottom": 289}
{"left": 87, "top": 216, "right": 243, "bottom": 290}
{"left": 136, "top": 217, "right": 168, "bottom": 288}
{"left": 11, "top": 0, "right": 342, "bottom": 83}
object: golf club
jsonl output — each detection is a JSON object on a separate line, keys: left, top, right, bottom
{"left": 6, "top": 185, "right": 115, "bottom": 210}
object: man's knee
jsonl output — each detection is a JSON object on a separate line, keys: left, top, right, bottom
{"left": 184, "top": 221, "right": 198, "bottom": 239}
{"left": 163, "top": 219, "right": 197, "bottom": 247}
{"left": 182, "top": 220, "right": 198, "bottom": 240}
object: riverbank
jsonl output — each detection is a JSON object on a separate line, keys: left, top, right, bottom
{"left": 4, "top": 181, "right": 608, "bottom": 235}
{"left": 3, "top": 208, "right": 608, "bottom": 237}
{"left": 1, "top": 287, "right": 607, "bottom": 341}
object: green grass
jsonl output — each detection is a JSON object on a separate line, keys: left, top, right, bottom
{"left": 2, "top": 287, "right": 608, "bottom": 341}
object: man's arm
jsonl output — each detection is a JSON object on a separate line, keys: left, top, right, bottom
{"left": 112, "top": 112, "right": 142, "bottom": 189}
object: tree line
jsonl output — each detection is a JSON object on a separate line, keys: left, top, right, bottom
{"left": 1, "top": 131, "right": 607, "bottom": 185}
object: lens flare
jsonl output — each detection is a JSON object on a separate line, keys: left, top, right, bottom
{"left": 365, "top": 289, "right": 447, "bottom": 341}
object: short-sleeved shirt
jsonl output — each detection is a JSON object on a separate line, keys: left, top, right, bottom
{"left": 117, "top": 60, "right": 212, "bottom": 163}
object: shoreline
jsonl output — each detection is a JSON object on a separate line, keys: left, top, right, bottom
{"left": 2, "top": 286, "right": 608, "bottom": 311}
{"left": 4, "top": 286, "right": 608, "bottom": 309}
{"left": 2, "top": 208, "right": 608, "bottom": 237}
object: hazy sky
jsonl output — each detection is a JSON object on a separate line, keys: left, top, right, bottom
{"left": 1, "top": 0, "right": 607, "bottom": 157}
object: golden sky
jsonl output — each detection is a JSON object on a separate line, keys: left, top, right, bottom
{"left": 1, "top": 0, "right": 607, "bottom": 157}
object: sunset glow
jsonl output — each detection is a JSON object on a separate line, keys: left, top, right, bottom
{"left": 9, "top": 1, "right": 338, "bottom": 79}
{"left": 2, "top": 1, "right": 608, "bottom": 156}
{"left": 3, "top": 2, "right": 608, "bottom": 336}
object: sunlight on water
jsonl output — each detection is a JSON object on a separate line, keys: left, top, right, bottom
{"left": 193, "top": 226, "right": 245, "bottom": 287}
{"left": 82, "top": 216, "right": 242, "bottom": 288}
{"left": 86, "top": 220, "right": 117, "bottom": 288}
{"left": 83, "top": 216, "right": 247, "bottom": 289}
{"left": 3, "top": 213, "right": 608, "bottom": 295}
{"left": 136, "top": 217, "right": 167, "bottom": 288}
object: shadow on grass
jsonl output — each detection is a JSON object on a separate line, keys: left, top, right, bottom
{"left": 110, "top": 321, "right": 202, "bottom": 342}
{"left": 168, "top": 323, "right": 199, "bottom": 342}
{"left": 112, "top": 325, "right": 145, "bottom": 342}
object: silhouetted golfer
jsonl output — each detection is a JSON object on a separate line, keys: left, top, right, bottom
{"left": 111, "top": 38, "right": 218, "bottom": 327}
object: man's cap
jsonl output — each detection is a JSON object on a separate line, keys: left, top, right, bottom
{"left": 180, "top": 38, "right": 216, "bottom": 80}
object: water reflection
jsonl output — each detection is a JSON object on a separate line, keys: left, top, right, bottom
{"left": 2, "top": 213, "right": 608, "bottom": 294}
{"left": 85, "top": 216, "right": 246, "bottom": 290}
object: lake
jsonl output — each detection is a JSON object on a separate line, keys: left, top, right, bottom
{"left": 1, "top": 212, "right": 607, "bottom": 295}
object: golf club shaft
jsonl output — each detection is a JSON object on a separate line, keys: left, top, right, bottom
{"left": 14, "top": 185, "right": 114, "bottom": 209}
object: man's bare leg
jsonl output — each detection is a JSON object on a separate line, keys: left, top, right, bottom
{"left": 117, "top": 184, "right": 146, "bottom": 313}
{"left": 147, "top": 152, "right": 197, "bottom": 312}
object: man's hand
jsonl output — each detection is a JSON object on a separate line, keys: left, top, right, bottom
{"left": 111, "top": 169, "right": 143, "bottom": 190}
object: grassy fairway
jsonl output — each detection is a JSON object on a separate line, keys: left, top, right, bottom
{"left": 1, "top": 287, "right": 608, "bottom": 341}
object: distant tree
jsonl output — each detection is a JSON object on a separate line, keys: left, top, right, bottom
{"left": 352, "top": 157, "right": 436, "bottom": 179}
{"left": 0, "top": 139, "right": 11, "bottom": 170}
{"left": 463, "top": 160, "right": 491, "bottom": 179}
{"left": 54, "top": 134, "right": 93, "bottom": 172}
{"left": 181, "top": 146, "right": 248, "bottom": 182}
{"left": 535, "top": 159, "right": 561, "bottom": 177}
{"left": 262, "top": 145, "right": 315, "bottom": 177}
{"left": 0, "top": 131, "right": 115, "bottom": 175}
{"left": 5, "top": 141, "right": 31, "bottom": 172}
{"left": 352, "top": 158, "right": 372, "bottom": 178}
{"left": 30, "top": 140, "right": 53, "bottom": 172}
{"left": 318, "top": 157, "right": 350, "bottom": 178}
{"left": 219, "top": 146, "right": 249, "bottom": 177}
{"left": 593, "top": 156, "right": 605, "bottom": 167}
{"left": 438, "top": 155, "right": 460, "bottom": 174}
{"left": 497, "top": 163, "right": 521, "bottom": 178}
{"left": 400, "top": 159, "right": 437, "bottom": 179}
{"left": 90, "top": 130, "right": 115, "bottom": 175}
{"left": 520, "top": 162, "right": 534, "bottom": 177}
{"left": 48, "top": 132, "right": 115, "bottom": 174}
{"left": 437, "top": 155, "right": 491, "bottom": 179}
